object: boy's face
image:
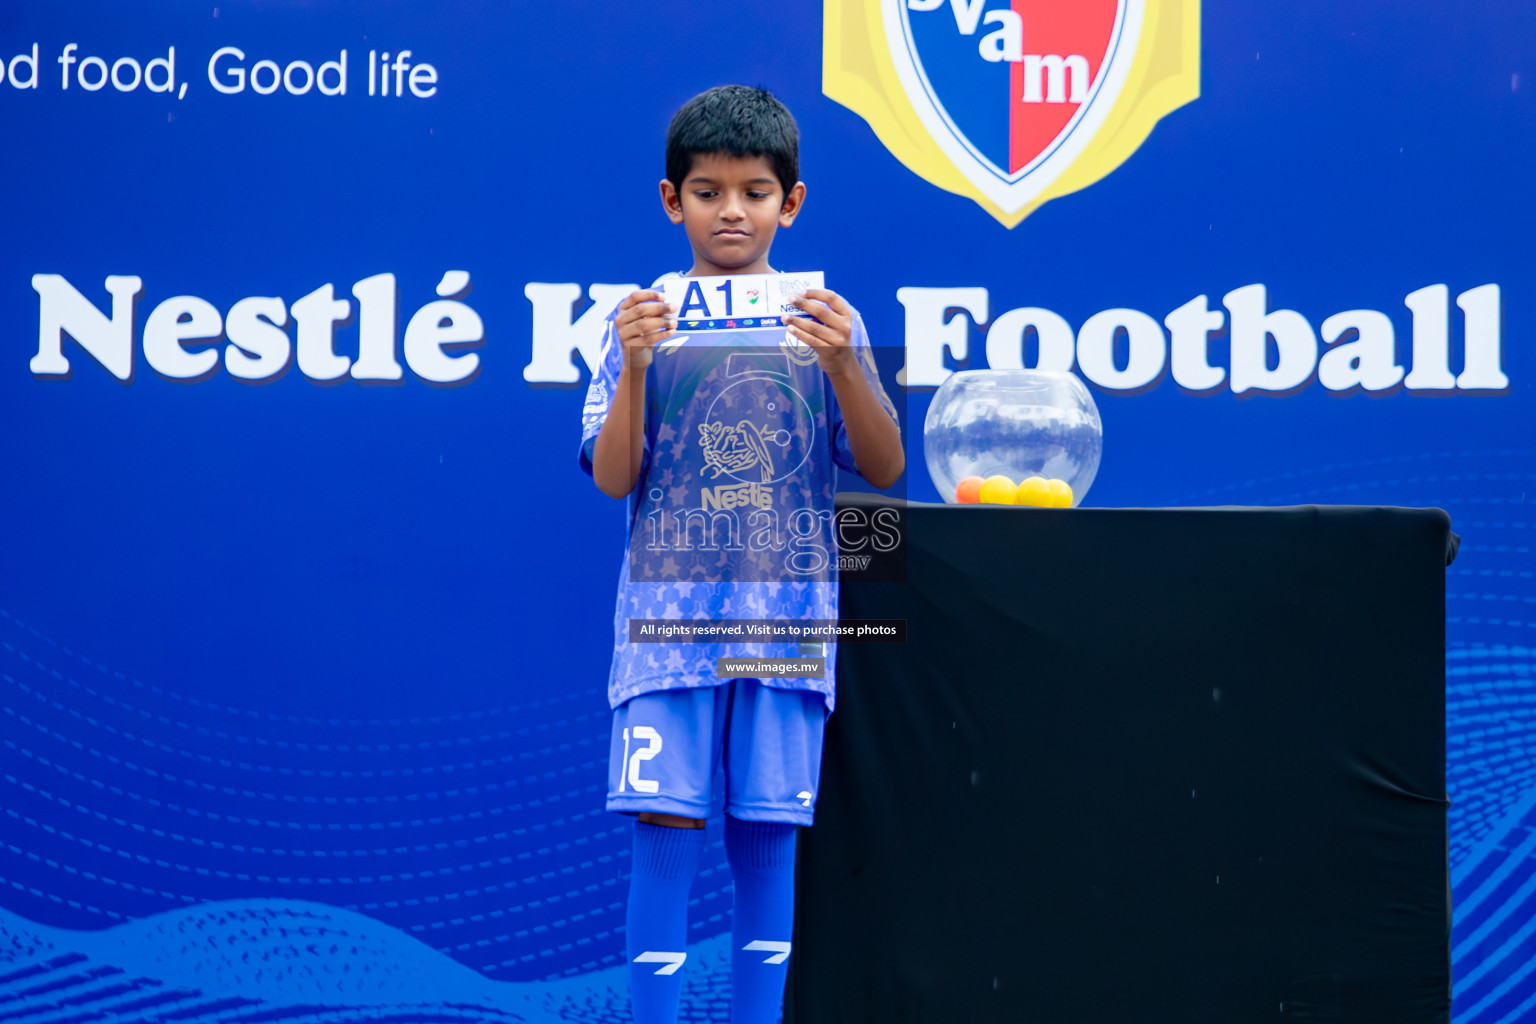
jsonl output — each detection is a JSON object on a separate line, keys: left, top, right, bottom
{"left": 659, "top": 153, "right": 805, "bottom": 277}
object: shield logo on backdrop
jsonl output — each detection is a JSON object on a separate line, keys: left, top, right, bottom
{"left": 824, "top": 0, "right": 1200, "bottom": 227}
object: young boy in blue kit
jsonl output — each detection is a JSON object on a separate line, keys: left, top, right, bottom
{"left": 578, "top": 85, "right": 903, "bottom": 1024}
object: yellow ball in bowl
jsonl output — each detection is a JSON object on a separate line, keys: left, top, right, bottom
{"left": 1045, "top": 478, "right": 1075, "bottom": 508}
{"left": 978, "top": 475, "right": 1018, "bottom": 504}
{"left": 1015, "top": 476, "right": 1050, "bottom": 507}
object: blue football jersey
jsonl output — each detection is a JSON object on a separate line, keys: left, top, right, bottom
{"left": 578, "top": 275, "right": 898, "bottom": 710}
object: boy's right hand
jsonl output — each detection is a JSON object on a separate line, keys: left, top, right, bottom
{"left": 615, "top": 289, "right": 677, "bottom": 372}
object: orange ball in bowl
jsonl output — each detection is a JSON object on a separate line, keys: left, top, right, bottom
{"left": 955, "top": 476, "right": 985, "bottom": 503}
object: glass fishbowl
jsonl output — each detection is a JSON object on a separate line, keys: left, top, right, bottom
{"left": 923, "top": 370, "right": 1103, "bottom": 506}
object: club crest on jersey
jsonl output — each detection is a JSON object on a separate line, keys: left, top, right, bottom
{"left": 700, "top": 420, "right": 781, "bottom": 482}
{"left": 823, "top": 0, "right": 1201, "bottom": 226}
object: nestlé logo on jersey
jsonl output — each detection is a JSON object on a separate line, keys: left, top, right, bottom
{"left": 824, "top": 0, "right": 1201, "bottom": 226}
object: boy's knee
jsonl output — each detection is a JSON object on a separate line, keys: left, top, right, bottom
{"left": 639, "top": 812, "right": 706, "bottom": 829}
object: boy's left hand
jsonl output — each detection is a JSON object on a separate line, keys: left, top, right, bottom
{"left": 785, "top": 289, "right": 859, "bottom": 379}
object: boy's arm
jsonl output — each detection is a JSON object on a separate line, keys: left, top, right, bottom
{"left": 787, "top": 289, "right": 905, "bottom": 490}
{"left": 589, "top": 361, "right": 647, "bottom": 499}
{"left": 590, "top": 289, "right": 676, "bottom": 499}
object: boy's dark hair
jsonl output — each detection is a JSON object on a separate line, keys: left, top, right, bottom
{"left": 666, "top": 85, "right": 799, "bottom": 200}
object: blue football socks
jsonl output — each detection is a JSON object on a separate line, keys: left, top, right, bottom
{"left": 725, "top": 816, "right": 798, "bottom": 1024}
{"left": 626, "top": 821, "right": 705, "bottom": 1024}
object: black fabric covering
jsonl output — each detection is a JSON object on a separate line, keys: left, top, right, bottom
{"left": 788, "top": 499, "right": 1451, "bottom": 1024}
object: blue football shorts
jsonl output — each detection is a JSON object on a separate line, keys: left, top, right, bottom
{"left": 606, "top": 679, "right": 828, "bottom": 826}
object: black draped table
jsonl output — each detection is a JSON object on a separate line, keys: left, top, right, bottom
{"left": 787, "top": 499, "right": 1454, "bottom": 1024}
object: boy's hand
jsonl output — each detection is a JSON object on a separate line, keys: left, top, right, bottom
{"left": 614, "top": 289, "right": 677, "bottom": 372}
{"left": 785, "top": 289, "right": 859, "bottom": 378}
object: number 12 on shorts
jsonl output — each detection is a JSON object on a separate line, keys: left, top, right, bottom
{"left": 620, "top": 726, "right": 662, "bottom": 794}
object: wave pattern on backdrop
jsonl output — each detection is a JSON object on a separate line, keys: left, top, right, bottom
{"left": 0, "top": 608, "right": 738, "bottom": 1018}
{"left": 0, "top": 901, "right": 739, "bottom": 1023}
{"left": 0, "top": 607, "right": 641, "bottom": 978}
